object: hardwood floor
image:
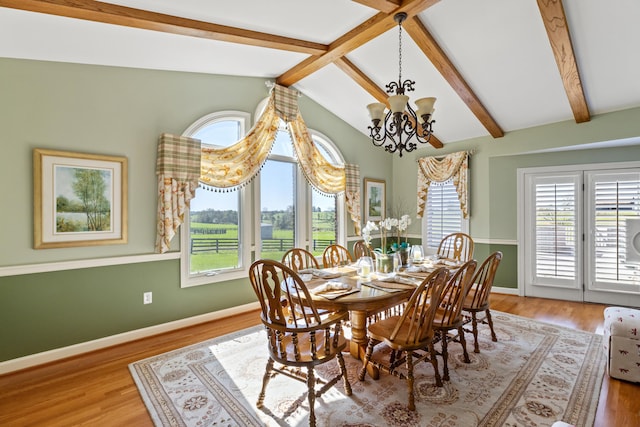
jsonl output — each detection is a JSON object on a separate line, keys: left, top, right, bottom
{"left": 1, "top": 294, "right": 638, "bottom": 426}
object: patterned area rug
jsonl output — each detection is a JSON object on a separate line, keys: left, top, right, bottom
{"left": 129, "top": 311, "right": 604, "bottom": 427}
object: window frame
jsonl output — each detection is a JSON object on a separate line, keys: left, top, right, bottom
{"left": 180, "top": 108, "right": 346, "bottom": 287}
{"left": 180, "top": 111, "right": 252, "bottom": 288}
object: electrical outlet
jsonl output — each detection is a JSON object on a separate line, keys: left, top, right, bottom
{"left": 143, "top": 292, "right": 153, "bottom": 304}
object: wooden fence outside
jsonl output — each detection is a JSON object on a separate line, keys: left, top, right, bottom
{"left": 190, "top": 237, "right": 335, "bottom": 254}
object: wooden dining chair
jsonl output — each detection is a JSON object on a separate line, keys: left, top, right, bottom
{"left": 437, "top": 232, "right": 474, "bottom": 262}
{"left": 322, "top": 244, "right": 353, "bottom": 268}
{"left": 248, "top": 259, "right": 352, "bottom": 427}
{"left": 282, "top": 248, "right": 328, "bottom": 321}
{"left": 462, "top": 251, "right": 502, "bottom": 353}
{"left": 432, "top": 259, "right": 477, "bottom": 381}
{"left": 358, "top": 268, "right": 449, "bottom": 410}
{"left": 282, "top": 247, "right": 320, "bottom": 271}
{"left": 352, "top": 240, "right": 373, "bottom": 260}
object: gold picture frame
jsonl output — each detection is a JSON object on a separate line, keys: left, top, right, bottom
{"left": 364, "top": 178, "right": 386, "bottom": 223}
{"left": 33, "top": 148, "right": 128, "bottom": 249}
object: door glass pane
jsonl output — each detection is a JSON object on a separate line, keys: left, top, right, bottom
{"left": 534, "top": 180, "right": 577, "bottom": 280}
{"left": 260, "top": 159, "right": 296, "bottom": 260}
{"left": 592, "top": 172, "right": 640, "bottom": 287}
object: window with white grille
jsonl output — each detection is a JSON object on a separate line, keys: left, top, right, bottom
{"left": 424, "top": 179, "right": 465, "bottom": 250}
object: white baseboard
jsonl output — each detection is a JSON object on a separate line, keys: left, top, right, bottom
{"left": 491, "top": 286, "right": 520, "bottom": 295}
{"left": 1, "top": 286, "right": 522, "bottom": 375}
{"left": 0, "top": 301, "right": 261, "bottom": 375}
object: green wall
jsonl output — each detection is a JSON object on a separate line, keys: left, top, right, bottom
{"left": 0, "top": 58, "right": 389, "bottom": 362}
{"left": 1, "top": 57, "right": 639, "bottom": 363}
{"left": 391, "top": 106, "right": 640, "bottom": 290}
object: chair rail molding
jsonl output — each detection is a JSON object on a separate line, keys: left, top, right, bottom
{"left": 473, "top": 238, "right": 517, "bottom": 245}
{"left": 0, "top": 252, "right": 180, "bottom": 277}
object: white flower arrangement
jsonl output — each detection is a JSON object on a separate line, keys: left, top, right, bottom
{"left": 361, "top": 214, "right": 412, "bottom": 255}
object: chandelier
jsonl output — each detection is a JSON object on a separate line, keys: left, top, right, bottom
{"left": 366, "top": 12, "right": 436, "bottom": 157}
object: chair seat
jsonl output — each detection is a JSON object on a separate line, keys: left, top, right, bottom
{"left": 433, "top": 306, "right": 464, "bottom": 329}
{"left": 604, "top": 306, "right": 640, "bottom": 339}
{"left": 368, "top": 315, "right": 436, "bottom": 349}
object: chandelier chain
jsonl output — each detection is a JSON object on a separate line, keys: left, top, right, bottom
{"left": 366, "top": 12, "right": 436, "bottom": 157}
{"left": 398, "top": 18, "right": 403, "bottom": 83}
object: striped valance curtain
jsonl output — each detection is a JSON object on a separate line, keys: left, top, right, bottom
{"left": 155, "top": 84, "right": 362, "bottom": 252}
{"left": 417, "top": 151, "right": 469, "bottom": 218}
{"left": 155, "top": 134, "right": 201, "bottom": 253}
{"left": 344, "top": 164, "right": 362, "bottom": 235}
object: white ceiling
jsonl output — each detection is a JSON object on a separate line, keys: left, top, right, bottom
{"left": 1, "top": 0, "right": 639, "bottom": 146}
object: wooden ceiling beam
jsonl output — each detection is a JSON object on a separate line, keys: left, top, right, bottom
{"left": 334, "top": 57, "right": 444, "bottom": 148}
{"left": 537, "top": 0, "right": 590, "bottom": 123}
{"left": 404, "top": 16, "right": 504, "bottom": 138}
{"left": 276, "top": 0, "right": 440, "bottom": 87}
{"left": 0, "top": 0, "right": 327, "bottom": 55}
{"left": 352, "top": 0, "right": 401, "bottom": 14}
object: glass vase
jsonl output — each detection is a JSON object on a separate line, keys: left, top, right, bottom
{"left": 375, "top": 253, "right": 394, "bottom": 274}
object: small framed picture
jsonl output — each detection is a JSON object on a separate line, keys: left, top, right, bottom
{"left": 364, "top": 178, "right": 386, "bottom": 223}
{"left": 33, "top": 148, "right": 128, "bottom": 249}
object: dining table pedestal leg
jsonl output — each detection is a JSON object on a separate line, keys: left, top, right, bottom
{"left": 349, "top": 310, "right": 379, "bottom": 380}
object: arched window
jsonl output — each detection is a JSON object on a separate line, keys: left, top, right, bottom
{"left": 180, "top": 108, "right": 345, "bottom": 287}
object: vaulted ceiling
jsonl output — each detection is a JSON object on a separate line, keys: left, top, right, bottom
{"left": 1, "top": 0, "right": 639, "bottom": 148}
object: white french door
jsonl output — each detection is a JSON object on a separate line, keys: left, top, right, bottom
{"left": 519, "top": 162, "right": 640, "bottom": 306}
{"left": 521, "top": 172, "right": 583, "bottom": 301}
{"left": 584, "top": 169, "right": 640, "bottom": 305}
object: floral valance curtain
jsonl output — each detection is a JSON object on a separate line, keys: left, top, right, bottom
{"left": 283, "top": 83, "right": 360, "bottom": 233}
{"left": 288, "top": 114, "right": 346, "bottom": 195}
{"left": 155, "top": 84, "right": 362, "bottom": 251}
{"left": 417, "top": 151, "right": 469, "bottom": 218}
{"left": 199, "top": 96, "right": 280, "bottom": 190}
{"left": 155, "top": 134, "right": 201, "bottom": 253}
{"left": 283, "top": 84, "right": 362, "bottom": 233}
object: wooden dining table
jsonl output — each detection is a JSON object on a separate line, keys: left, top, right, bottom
{"left": 299, "top": 266, "right": 424, "bottom": 379}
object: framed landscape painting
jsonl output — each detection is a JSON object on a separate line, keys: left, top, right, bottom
{"left": 33, "top": 149, "right": 128, "bottom": 249}
{"left": 364, "top": 178, "right": 385, "bottom": 222}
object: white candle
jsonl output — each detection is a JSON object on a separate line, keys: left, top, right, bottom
{"left": 361, "top": 264, "right": 370, "bottom": 277}
{"left": 413, "top": 247, "right": 422, "bottom": 260}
